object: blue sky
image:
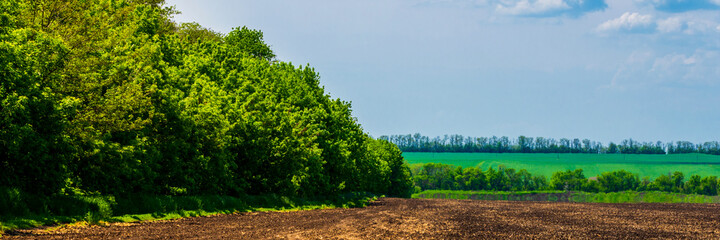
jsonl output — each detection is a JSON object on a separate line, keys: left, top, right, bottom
{"left": 166, "top": 0, "right": 720, "bottom": 144}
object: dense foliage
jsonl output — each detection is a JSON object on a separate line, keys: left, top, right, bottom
{"left": 0, "top": 0, "right": 413, "bottom": 198}
{"left": 412, "top": 163, "right": 720, "bottom": 196}
{"left": 383, "top": 134, "right": 720, "bottom": 155}
{"left": 411, "top": 163, "right": 549, "bottom": 192}
{"left": 414, "top": 190, "right": 720, "bottom": 204}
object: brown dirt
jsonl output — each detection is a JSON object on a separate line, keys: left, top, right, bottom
{"left": 5, "top": 198, "right": 720, "bottom": 239}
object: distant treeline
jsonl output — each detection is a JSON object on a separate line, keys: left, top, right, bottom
{"left": 412, "top": 163, "right": 720, "bottom": 196}
{"left": 381, "top": 134, "right": 720, "bottom": 155}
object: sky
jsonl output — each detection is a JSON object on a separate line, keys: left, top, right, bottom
{"left": 166, "top": 0, "right": 720, "bottom": 144}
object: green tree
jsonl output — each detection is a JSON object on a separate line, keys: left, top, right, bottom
{"left": 699, "top": 176, "right": 718, "bottom": 196}
{"left": 684, "top": 175, "right": 702, "bottom": 194}
{"left": 581, "top": 180, "right": 601, "bottom": 193}
{"left": 596, "top": 170, "right": 639, "bottom": 193}
{"left": 458, "top": 167, "right": 487, "bottom": 190}
{"left": 224, "top": 26, "right": 275, "bottom": 61}
{"left": 376, "top": 139, "right": 414, "bottom": 197}
{"left": 648, "top": 174, "right": 673, "bottom": 192}
{"left": 486, "top": 167, "right": 509, "bottom": 191}
{"left": 671, "top": 171, "right": 685, "bottom": 192}
{"left": 0, "top": 6, "right": 70, "bottom": 194}
{"left": 1, "top": 0, "right": 415, "bottom": 200}
{"left": 551, "top": 169, "right": 587, "bottom": 191}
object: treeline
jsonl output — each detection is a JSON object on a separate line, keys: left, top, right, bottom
{"left": 411, "top": 163, "right": 549, "bottom": 192}
{"left": 382, "top": 134, "right": 720, "bottom": 155}
{"left": 0, "top": 0, "right": 413, "bottom": 198}
{"left": 412, "top": 163, "right": 720, "bottom": 196}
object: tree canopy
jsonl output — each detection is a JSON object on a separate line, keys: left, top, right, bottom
{"left": 0, "top": 0, "right": 413, "bottom": 198}
{"left": 412, "top": 163, "right": 720, "bottom": 196}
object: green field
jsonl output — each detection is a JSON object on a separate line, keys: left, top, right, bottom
{"left": 403, "top": 152, "right": 720, "bottom": 178}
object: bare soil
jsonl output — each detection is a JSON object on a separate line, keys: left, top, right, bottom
{"left": 5, "top": 198, "right": 720, "bottom": 239}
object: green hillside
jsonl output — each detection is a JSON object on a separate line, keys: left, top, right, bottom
{"left": 403, "top": 152, "right": 720, "bottom": 178}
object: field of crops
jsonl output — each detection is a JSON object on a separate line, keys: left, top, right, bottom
{"left": 403, "top": 152, "right": 720, "bottom": 178}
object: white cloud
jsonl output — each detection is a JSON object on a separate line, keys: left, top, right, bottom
{"left": 657, "top": 17, "right": 685, "bottom": 33}
{"left": 640, "top": 16, "right": 720, "bottom": 35}
{"left": 596, "top": 12, "right": 655, "bottom": 33}
{"left": 415, "top": 0, "right": 494, "bottom": 8}
{"left": 650, "top": 50, "right": 720, "bottom": 85}
{"left": 663, "top": 18, "right": 720, "bottom": 35}
{"left": 494, "top": 0, "right": 607, "bottom": 17}
{"left": 611, "top": 50, "right": 720, "bottom": 88}
{"left": 496, "top": 0, "right": 570, "bottom": 15}
{"left": 635, "top": 0, "right": 720, "bottom": 12}
{"left": 598, "top": 12, "right": 720, "bottom": 36}
{"left": 416, "top": 0, "right": 609, "bottom": 17}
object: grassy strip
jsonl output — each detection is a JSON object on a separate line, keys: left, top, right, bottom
{"left": 412, "top": 190, "right": 564, "bottom": 201}
{"left": 569, "top": 191, "right": 718, "bottom": 203}
{"left": 0, "top": 189, "right": 378, "bottom": 235}
{"left": 403, "top": 152, "right": 720, "bottom": 178}
{"left": 413, "top": 190, "right": 720, "bottom": 203}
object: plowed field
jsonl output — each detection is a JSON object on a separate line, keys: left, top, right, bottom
{"left": 6, "top": 198, "right": 720, "bottom": 239}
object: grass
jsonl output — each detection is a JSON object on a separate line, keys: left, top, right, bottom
{"left": 412, "top": 190, "right": 564, "bottom": 201}
{"left": 404, "top": 152, "right": 720, "bottom": 178}
{"left": 413, "top": 190, "right": 720, "bottom": 203}
{"left": 0, "top": 188, "right": 378, "bottom": 235}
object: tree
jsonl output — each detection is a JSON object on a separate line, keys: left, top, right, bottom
{"left": 178, "top": 22, "right": 223, "bottom": 43}
{"left": 551, "top": 169, "right": 587, "bottom": 191}
{"left": 597, "top": 170, "right": 639, "bottom": 192}
{"left": 648, "top": 174, "right": 673, "bottom": 192}
{"left": 607, "top": 142, "right": 618, "bottom": 154}
{"left": 0, "top": 9, "right": 71, "bottom": 194}
{"left": 684, "top": 175, "right": 702, "bottom": 194}
{"left": 458, "top": 167, "right": 487, "bottom": 190}
{"left": 699, "top": 176, "right": 718, "bottom": 196}
{"left": 1, "top": 0, "right": 415, "bottom": 199}
{"left": 671, "top": 172, "right": 684, "bottom": 192}
{"left": 224, "top": 26, "right": 275, "bottom": 61}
